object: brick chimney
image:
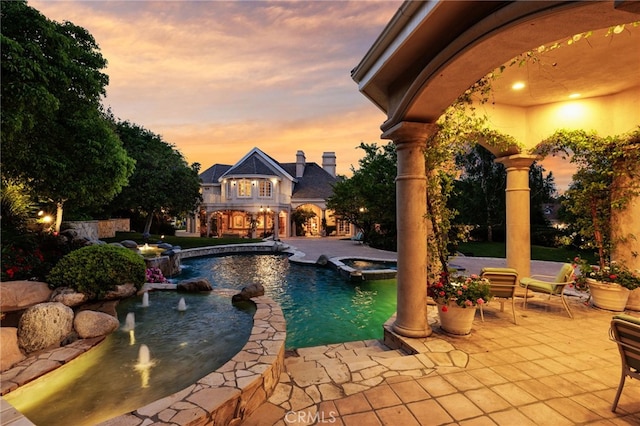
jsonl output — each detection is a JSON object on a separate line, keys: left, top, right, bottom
{"left": 322, "top": 152, "right": 336, "bottom": 177}
{"left": 296, "top": 150, "right": 306, "bottom": 178}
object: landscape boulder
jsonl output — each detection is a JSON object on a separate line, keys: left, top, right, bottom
{"left": 0, "top": 281, "right": 52, "bottom": 312}
{"left": 120, "top": 240, "right": 138, "bottom": 249}
{"left": 1, "top": 327, "right": 25, "bottom": 372}
{"left": 18, "top": 302, "right": 74, "bottom": 353}
{"left": 316, "top": 255, "right": 329, "bottom": 266}
{"left": 177, "top": 278, "right": 213, "bottom": 292}
{"left": 50, "top": 287, "right": 89, "bottom": 307}
{"left": 103, "top": 283, "right": 137, "bottom": 300}
{"left": 74, "top": 310, "right": 120, "bottom": 338}
{"left": 232, "top": 283, "right": 265, "bottom": 302}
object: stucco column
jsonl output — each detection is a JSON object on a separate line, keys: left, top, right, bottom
{"left": 495, "top": 154, "right": 537, "bottom": 280}
{"left": 382, "top": 121, "right": 437, "bottom": 338}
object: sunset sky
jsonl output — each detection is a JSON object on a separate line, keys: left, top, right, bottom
{"left": 30, "top": 0, "right": 402, "bottom": 177}
{"left": 29, "top": 0, "right": 574, "bottom": 192}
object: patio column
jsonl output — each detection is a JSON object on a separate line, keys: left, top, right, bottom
{"left": 495, "top": 154, "right": 537, "bottom": 281}
{"left": 382, "top": 121, "right": 437, "bottom": 338}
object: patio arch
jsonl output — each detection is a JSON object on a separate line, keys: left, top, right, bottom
{"left": 353, "top": 0, "right": 640, "bottom": 337}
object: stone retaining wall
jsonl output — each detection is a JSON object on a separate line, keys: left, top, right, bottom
{"left": 178, "top": 241, "right": 288, "bottom": 260}
{"left": 66, "top": 218, "right": 130, "bottom": 239}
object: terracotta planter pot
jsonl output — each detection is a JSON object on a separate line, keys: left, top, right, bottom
{"left": 437, "top": 302, "right": 477, "bottom": 335}
{"left": 587, "top": 278, "right": 630, "bottom": 311}
{"left": 625, "top": 288, "right": 640, "bottom": 311}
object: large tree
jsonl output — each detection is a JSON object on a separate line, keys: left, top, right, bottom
{"left": 452, "top": 144, "right": 507, "bottom": 242}
{"left": 327, "top": 142, "right": 397, "bottom": 250}
{"left": 451, "top": 144, "right": 556, "bottom": 242}
{"left": 107, "top": 121, "right": 202, "bottom": 235}
{"left": 1, "top": 1, "right": 134, "bottom": 231}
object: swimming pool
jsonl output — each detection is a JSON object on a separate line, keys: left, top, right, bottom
{"left": 179, "top": 254, "right": 398, "bottom": 349}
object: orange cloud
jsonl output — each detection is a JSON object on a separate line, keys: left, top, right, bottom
{"left": 30, "top": 0, "right": 400, "bottom": 176}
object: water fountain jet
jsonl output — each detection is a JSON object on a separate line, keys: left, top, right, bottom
{"left": 177, "top": 297, "right": 187, "bottom": 312}
{"left": 142, "top": 292, "right": 149, "bottom": 308}
{"left": 122, "top": 312, "right": 135, "bottom": 331}
{"left": 135, "top": 344, "right": 155, "bottom": 388}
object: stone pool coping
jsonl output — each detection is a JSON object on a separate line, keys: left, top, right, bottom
{"left": 1, "top": 289, "right": 286, "bottom": 426}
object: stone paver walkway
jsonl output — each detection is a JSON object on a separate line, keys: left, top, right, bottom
{"left": 244, "top": 238, "right": 640, "bottom": 426}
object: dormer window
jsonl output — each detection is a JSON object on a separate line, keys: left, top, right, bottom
{"left": 259, "top": 180, "right": 272, "bottom": 198}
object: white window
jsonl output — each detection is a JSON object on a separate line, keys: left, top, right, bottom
{"left": 259, "top": 180, "right": 272, "bottom": 198}
{"left": 237, "top": 179, "right": 251, "bottom": 198}
{"left": 338, "top": 220, "right": 350, "bottom": 234}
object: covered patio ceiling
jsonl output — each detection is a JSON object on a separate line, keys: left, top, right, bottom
{"left": 352, "top": 0, "right": 640, "bottom": 131}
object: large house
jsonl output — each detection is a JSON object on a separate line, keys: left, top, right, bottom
{"left": 191, "top": 147, "right": 352, "bottom": 239}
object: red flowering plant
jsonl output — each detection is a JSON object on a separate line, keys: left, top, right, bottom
{"left": 574, "top": 256, "right": 640, "bottom": 291}
{"left": 428, "top": 272, "right": 492, "bottom": 311}
{"left": 145, "top": 267, "right": 168, "bottom": 283}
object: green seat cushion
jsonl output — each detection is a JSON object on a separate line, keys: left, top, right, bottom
{"left": 555, "top": 263, "right": 574, "bottom": 283}
{"left": 520, "top": 277, "right": 560, "bottom": 294}
{"left": 613, "top": 314, "right": 640, "bottom": 326}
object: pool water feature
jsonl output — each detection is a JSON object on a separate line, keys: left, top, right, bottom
{"left": 341, "top": 259, "right": 397, "bottom": 271}
{"left": 5, "top": 291, "right": 255, "bottom": 426}
{"left": 179, "top": 254, "right": 398, "bottom": 349}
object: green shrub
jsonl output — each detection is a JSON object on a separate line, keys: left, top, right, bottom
{"left": 47, "top": 244, "right": 145, "bottom": 299}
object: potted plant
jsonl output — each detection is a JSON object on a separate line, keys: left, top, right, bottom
{"left": 428, "top": 273, "right": 492, "bottom": 335}
{"left": 574, "top": 257, "right": 640, "bottom": 311}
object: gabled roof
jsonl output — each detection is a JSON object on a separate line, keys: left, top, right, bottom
{"left": 281, "top": 162, "right": 338, "bottom": 200}
{"left": 220, "top": 147, "right": 295, "bottom": 182}
{"left": 199, "top": 164, "right": 231, "bottom": 184}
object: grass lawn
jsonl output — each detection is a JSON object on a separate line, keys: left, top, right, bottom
{"left": 456, "top": 241, "right": 597, "bottom": 263}
{"left": 103, "top": 232, "right": 262, "bottom": 249}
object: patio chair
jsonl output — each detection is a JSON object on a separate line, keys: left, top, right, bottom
{"left": 480, "top": 267, "right": 519, "bottom": 324}
{"left": 520, "top": 263, "right": 575, "bottom": 319}
{"left": 610, "top": 314, "right": 640, "bottom": 412}
{"left": 351, "top": 231, "right": 364, "bottom": 244}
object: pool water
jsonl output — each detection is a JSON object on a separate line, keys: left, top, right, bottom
{"left": 179, "top": 254, "right": 398, "bottom": 349}
{"left": 5, "top": 291, "right": 255, "bottom": 426}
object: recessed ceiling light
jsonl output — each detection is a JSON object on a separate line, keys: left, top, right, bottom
{"left": 568, "top": 93, "right": 581, "bottom": 99}
{"left": 511, "top": 82, "right": 526, "bottom": 90}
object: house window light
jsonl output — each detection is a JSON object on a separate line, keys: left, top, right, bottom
{"left": 259, "top": 180, "right": 272, "bottom": 197}
{"left": 237, "top": 179, "right": 252, "bottom": 198}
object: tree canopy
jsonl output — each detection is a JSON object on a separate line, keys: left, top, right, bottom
{"left": 327, "top": 142, "right": 397, "bottom": 250}
{"left": 107, "top": 120, "right": 202, "bottom": 235}
{"left": 1, "top": 1, "right": 134, "bottom": 231}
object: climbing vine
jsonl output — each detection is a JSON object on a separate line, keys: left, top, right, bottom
{"left": 422, "top": 21, "right": 639, "bottom": 284}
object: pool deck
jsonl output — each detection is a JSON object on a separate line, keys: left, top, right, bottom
{"left": 244, "top": 237, "right": 640, "bottom": 426}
